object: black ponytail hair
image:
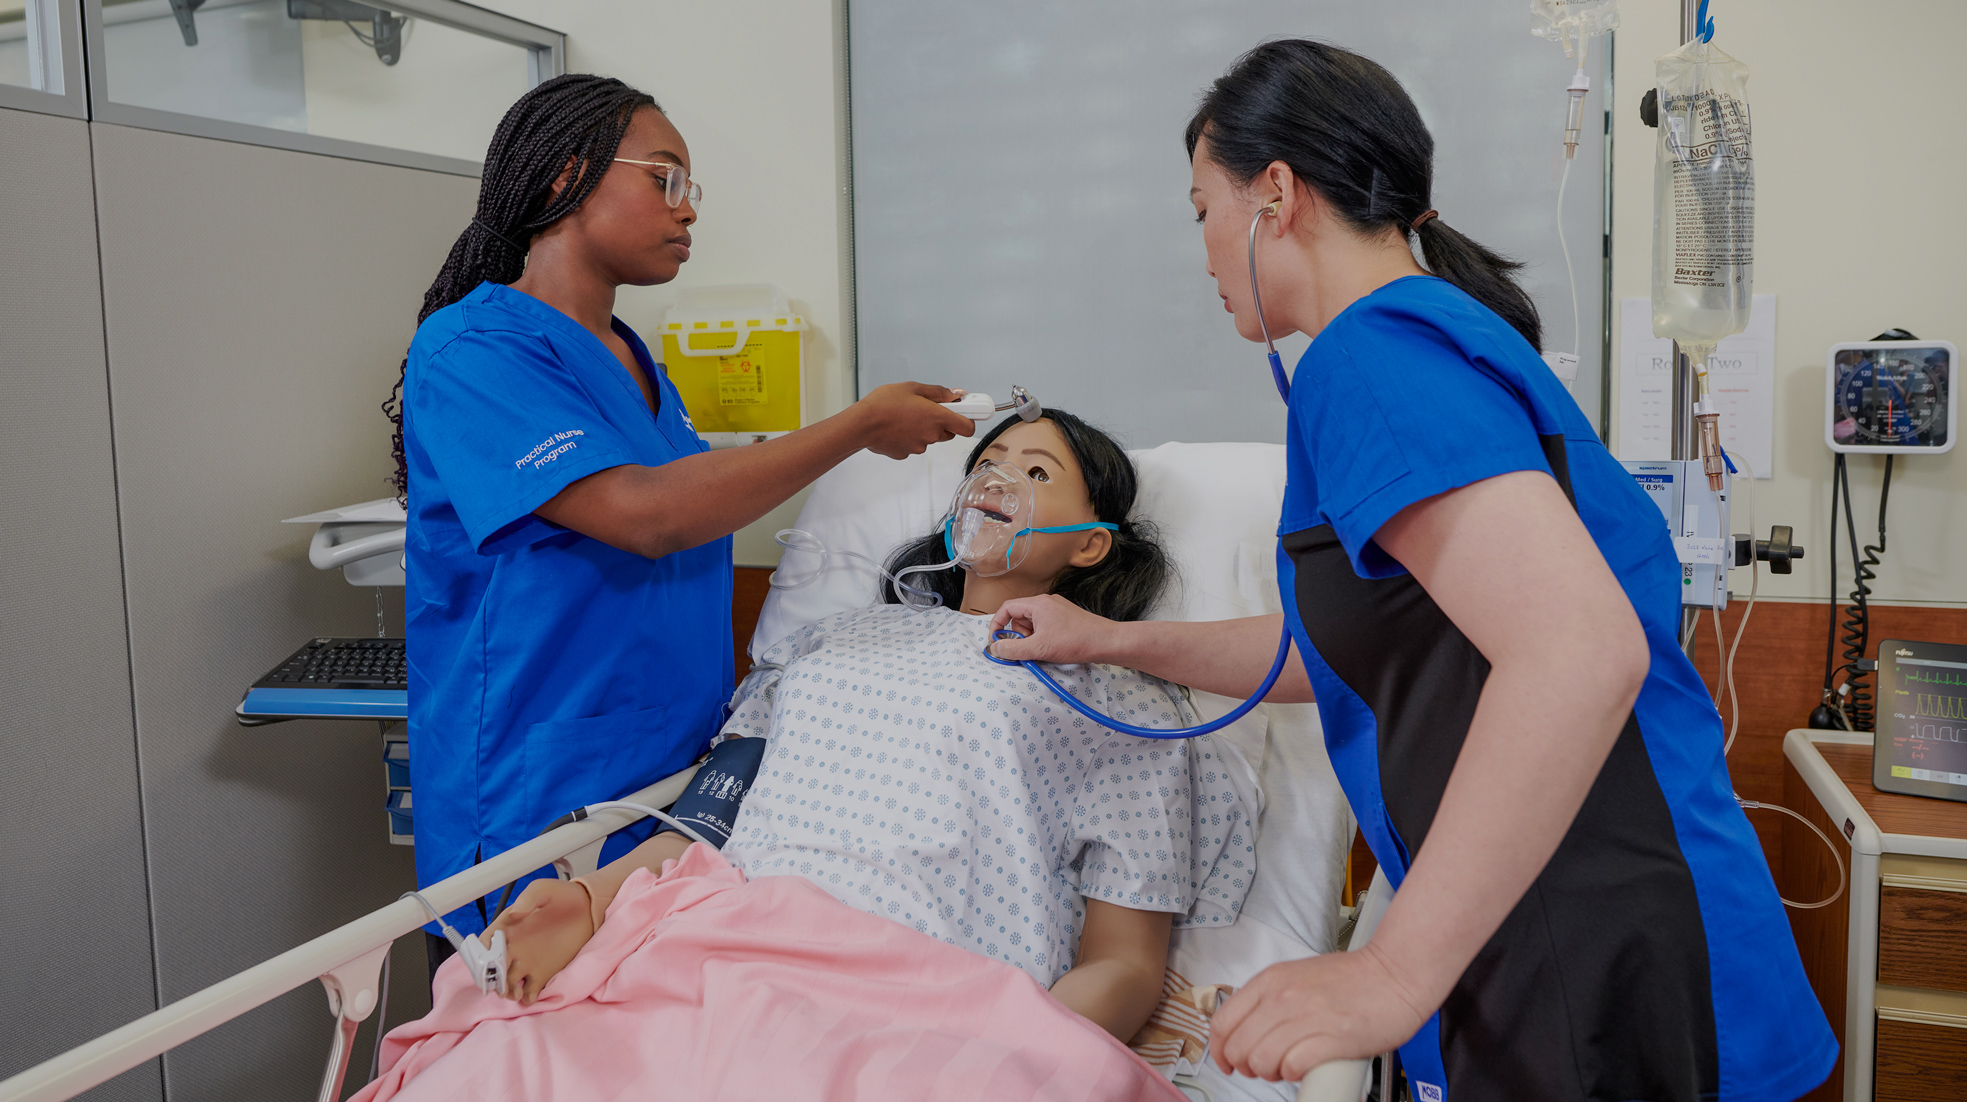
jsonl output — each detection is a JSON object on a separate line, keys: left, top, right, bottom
{"left": 879, "top": 409, "right": 1173, "bottom": 623}
{"left": 1186, "top": 39, "right": 1542, "bottom": 351}
{"left": 384, "top": 74, "right": 660, "bottom": 501}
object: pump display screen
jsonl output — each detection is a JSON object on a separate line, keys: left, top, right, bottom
{"left": 1873, "top": 639, "right": 1967, "bottom": 803}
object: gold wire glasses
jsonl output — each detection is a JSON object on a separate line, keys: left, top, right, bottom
{"left": 614, "top": 158, "right": 702, "bottom": 211}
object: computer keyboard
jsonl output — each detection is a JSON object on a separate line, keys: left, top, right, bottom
{"left": 252, "top": 637, "right": 407, "bottom": 690}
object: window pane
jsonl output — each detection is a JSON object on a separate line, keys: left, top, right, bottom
{"left": 300, "top": 18, "right": 531, "bottom": 163}
{"left": 98, "top": 0, "right": 539, "bottom": 166}
{"left": 0, "top": 0, "right": 64, "bottom": 93}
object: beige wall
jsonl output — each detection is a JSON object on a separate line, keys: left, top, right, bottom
{"left": 1611, "top": 1, "right": 1967, "bottom": 608}
{"left": 473, "top": 0, "right": 851, "bottom": 566}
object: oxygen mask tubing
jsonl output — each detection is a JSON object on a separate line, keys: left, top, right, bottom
{"left": 939, "top": 460, "right": 1116, "bottom": 576}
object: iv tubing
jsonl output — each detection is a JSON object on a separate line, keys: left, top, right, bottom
{"left": 1697, "top": 452, "right": 1837, "bottom": 911}
{"left": 1714, "top": 450, "right": 1757, "bottom": 756}
{"left": 984, "top": 625, "right": 1293, "bottom": 740}
{"left": 1557, "top": 157, "right": 1580, "bottom": 358}
{"left": 1737, "top": 799, "right": 1845, "bottom": 910}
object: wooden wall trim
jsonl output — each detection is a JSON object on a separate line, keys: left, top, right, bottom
{"left": 734, "top": 566, "right": 776, "bottom": 680}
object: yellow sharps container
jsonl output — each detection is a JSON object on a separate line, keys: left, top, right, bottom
{"left": 659, "top": 285, "right": 806, "bottom": 443}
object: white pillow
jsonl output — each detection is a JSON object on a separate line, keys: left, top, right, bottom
{"left": 755, "top": 439, "right": 1291, "bottom": 649}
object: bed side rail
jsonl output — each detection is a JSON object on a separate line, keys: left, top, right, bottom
{"left": 1295, "top": 863, "right": 1393, "bottom": 1102}
{"left": 0, "top": 767, "right": 696, "bottom": 1102}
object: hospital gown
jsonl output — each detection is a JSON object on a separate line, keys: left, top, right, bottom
{"left": 719, "top": 605, "right": 1255, "bottom": 988}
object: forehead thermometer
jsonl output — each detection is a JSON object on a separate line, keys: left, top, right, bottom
{"left": 942, "top": 385, "right": 1042, "bottom": 422}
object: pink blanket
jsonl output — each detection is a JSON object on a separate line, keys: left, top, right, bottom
{"left": 355, "top": 845, "right": 1182, "bottom": 1101}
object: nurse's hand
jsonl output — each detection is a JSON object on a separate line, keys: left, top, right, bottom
{"left": 1208, "top": 942, "right": 1431, "bottom": 1083}
{"left": 853, "top": 382, "right": 976, "bottom": 459}
{"left": 988, "top": 594, "right": 1120, "bottom": 665}
{"left": 484, "top": 878, "right": 598, "bottom": 1005}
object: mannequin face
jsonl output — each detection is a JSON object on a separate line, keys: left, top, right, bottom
{"left": 964, "top": 418, "right": 1111, "bottom": 589}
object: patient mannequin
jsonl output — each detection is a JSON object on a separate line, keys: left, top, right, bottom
{"left": 483, "top": 411, "right": 1234, "bottom": 1045}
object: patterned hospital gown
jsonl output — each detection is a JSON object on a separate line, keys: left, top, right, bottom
{"left": 719, "top": 605, "right": 1255, "bottom": 988}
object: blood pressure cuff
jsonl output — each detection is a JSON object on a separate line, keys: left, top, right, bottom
{"left": 654, "top": 736, "right": 767, "bottom": 848}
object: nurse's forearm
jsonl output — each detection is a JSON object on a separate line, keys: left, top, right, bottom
{"left": 537, "top": 383, "right": 972, "bottom": 559}
{"left": 1110, "top": 613, "right": 1315, "bottom": 703}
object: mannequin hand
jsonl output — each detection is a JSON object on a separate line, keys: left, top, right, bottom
{"left": 854, "top": 382, "right": 975, "bottom": 458}
{"left": 484, "top": 878, "right": 598, "bottom": 1005}
{"left": 1209, "top": 942, "right": 1431, "bottom": 1082}
{"left": 987, "top": 593, "right": 1121, "bottom": 665}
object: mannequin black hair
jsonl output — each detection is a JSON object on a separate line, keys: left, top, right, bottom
{"left": 384, "top": 74, "right": 659, "bottom": 501}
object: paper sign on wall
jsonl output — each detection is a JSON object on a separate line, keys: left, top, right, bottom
{"left": 1617, "top": 294, "right": 1777, "bottom": 477}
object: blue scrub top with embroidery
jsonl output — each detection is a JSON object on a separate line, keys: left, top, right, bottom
{"left": 403, "top": 281, "right": 733, "bottom": 934}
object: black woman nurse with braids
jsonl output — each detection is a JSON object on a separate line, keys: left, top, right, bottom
{"left": 389, "top": 74, "right": 971, "bottom": 982}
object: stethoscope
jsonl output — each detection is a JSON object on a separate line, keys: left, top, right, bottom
{"left": 980, "top": 199, "right": 1295, "bottom": 740}
{"left": 1250, "top": 201, "right": 1290, "bottom": 402}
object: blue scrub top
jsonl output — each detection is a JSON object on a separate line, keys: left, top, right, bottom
{"left": 404, "top": 281, "right": 734, "bottom": 934}
{"left": 1275, "top": 276, "right": 1835, "bottom": 1101}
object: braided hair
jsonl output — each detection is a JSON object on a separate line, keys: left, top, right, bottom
{"left": 383, "top": 74, "right": 660, "bottom": 501}
{"left": 1186, "top": 39, "right": 1542, "bottom": 350}
{"left": 880, "top": 409, "right": 1174, "bottom": 623}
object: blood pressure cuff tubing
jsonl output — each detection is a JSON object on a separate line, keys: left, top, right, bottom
{"left": 654, "top": 736, "right": 767, "bottom": 848}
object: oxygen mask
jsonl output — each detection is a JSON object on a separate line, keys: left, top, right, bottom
{"left": 945, "top": 460, "right": 1035, "bottom": 577}
{"left": 942, "top": 460, "right": 1118, "bottom": 578}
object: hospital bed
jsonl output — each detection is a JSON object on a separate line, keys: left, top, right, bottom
{"left": 0, "top": 440, "right": 1389, "bottom": 1102}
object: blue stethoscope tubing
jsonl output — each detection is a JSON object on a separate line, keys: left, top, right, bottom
{"left": 984, "top": 624, "right": 1294, "bottom": 740}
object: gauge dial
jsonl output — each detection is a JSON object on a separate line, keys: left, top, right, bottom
{"left": 1829, "top": 345, "right": 1952, "bottom": 452}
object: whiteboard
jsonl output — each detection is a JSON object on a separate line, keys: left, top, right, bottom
{"left": 849, "top": 0, "right": 1610, "bottom": 448}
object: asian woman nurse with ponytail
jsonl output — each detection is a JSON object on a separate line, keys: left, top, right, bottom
{"left": 989, "top": 40, "right": 1837, "bottom": 1102}
{"left": 393, "top": 75, "right": 971, "bottom": 976}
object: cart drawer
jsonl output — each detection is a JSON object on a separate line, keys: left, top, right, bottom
{"left": 1873, "top": 987, "right": 1967, "bottom": 1102}
{"left": 1878, "top": 855, "right": 1967, "bottom": 993}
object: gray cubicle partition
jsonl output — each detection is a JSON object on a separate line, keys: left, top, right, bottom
{"left": 0, "top": 106, "right": 473, "bottom": 1100}
{"left": 850, "top": 1, "right": 1611, "bottom": 447}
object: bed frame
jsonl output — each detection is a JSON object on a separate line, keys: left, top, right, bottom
{"left": 0, "top": 763, "right": 1381, "bottom": 1102}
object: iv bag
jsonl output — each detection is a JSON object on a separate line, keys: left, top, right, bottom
{"left": 1530, "top": 0, "right": 1620, "bottom": 56}
{"left": 1651, "top": 38, "right": 1753, "bottom": 354}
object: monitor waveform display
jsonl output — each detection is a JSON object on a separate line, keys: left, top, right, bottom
{"left": 1884, "top": 646, "right": 1967, "bottom": 790}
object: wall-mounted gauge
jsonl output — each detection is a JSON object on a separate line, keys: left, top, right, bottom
{"left": 1826, "top": 340, "right": 1956, "bottom": 455}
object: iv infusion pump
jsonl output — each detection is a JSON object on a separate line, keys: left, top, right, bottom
{"left": 1619, "top": 459, "right": 1805, "bottom": 612}
{"left": 1623, "top": 460, "right": 1732, "bottom": 610}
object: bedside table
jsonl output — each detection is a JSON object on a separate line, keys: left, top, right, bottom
{"left": 1782, "top": 729, "right": 1967, "bottom": 1102}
